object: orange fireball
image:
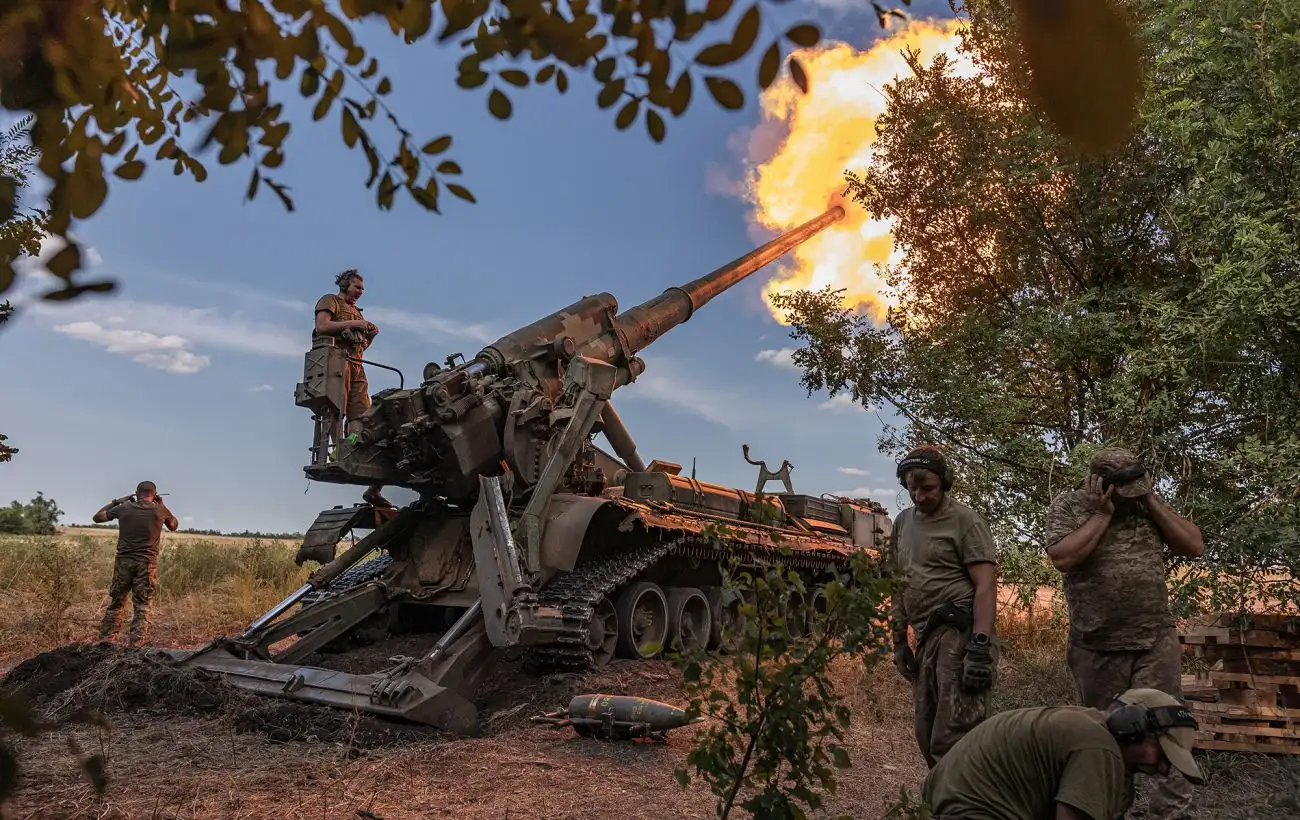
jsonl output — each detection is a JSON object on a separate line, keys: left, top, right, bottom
{"left": 737, "top": 19, "right": 973, "bottom": 324}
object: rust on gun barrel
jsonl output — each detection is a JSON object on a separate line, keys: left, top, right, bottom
{"left": 614, "top": 205, "right": 845, "bottom": 354}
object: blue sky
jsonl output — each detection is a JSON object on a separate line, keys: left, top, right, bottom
{"left": 0, "top": 1, "right": 956, "bottom": 533}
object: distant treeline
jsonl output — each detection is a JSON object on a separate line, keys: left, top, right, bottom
{"left": 72, "top": 522, "right": 305, "bottom": 540}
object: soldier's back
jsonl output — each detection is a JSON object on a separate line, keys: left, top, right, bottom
{"left": 112, "top": 502, "right": 167, "bottom": 561}
{"left": 922, "top": 705, "right": 1129, "bottom": 820}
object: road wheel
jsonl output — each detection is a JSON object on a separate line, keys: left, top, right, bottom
{"left": 666, "top": 587, "right": 711, "bottom": 653}
{"left": 614, "top": 581, "right": 668, "bottom": 660}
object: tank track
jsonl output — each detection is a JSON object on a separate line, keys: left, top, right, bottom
{"left": 299, "top": 553, "right": 393, "bottom": 607}
{"left": 522, "top": 537, "right": 687, "bottom": 672}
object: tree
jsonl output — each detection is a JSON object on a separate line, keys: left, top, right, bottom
{"left": 0, "top": 113, "right": 46, "bottom": 465}
{"left": 770, "top": 0, "right": 1299, "bottom": 612}
{"left": 0, "top": 0, "right": 1142, "bottom": 304}
{"left": 0, "top": 493, "right": 64, "bottom": 534}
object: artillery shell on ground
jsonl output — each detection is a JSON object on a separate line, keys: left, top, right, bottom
{"left": 531, "top": 694, "right": 702, "bottom": 741}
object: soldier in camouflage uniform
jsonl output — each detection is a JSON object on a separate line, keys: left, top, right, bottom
{"left": 314, "top": 268, "right": 390, "bottom": 509}
{"left": 92, "top": 481, "right": 178, "bottom": 647}
{"left": 888, "top": 445, "right": 1000, "bottom": 769}
{"left": 1045, "top": 447, "right": 1206, "bottom": 819}
{"left": 922, "top": 687, "right": 1205, "bottom": 820}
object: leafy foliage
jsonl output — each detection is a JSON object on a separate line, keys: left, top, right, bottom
{"left": 0, "top": 0, "right": 843, "bottom": 302}
{"left": 0, "top": 0, "right": 1146, "bottom": 304}
{"left": 0, "top": 115, "right": 47, "bottom": 266}
{"left": 0, "top": 493, "right": 64, "bottom": 535}
{"left": 770, "top": 0, "right": 1299, "bottom": 613}
{"left": 670, "top": 523, "right": 891, "bottom": 819}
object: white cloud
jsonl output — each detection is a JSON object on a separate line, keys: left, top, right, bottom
{"left": 362, "top": 305, "right": 497, "bottom": 346}
{"left": 832, "top": 486, "right": 900, "bottom": 503}
{"left": 836, "top": 466, "right": 870, "bottom": 476}
{"left": 818, "top": 393, "right": 868, "bottom": 413}
{"left": 53, "top": 320, "right": 210, "bottom": 374}
{"left": 755, "top": 347, "right": 799, "bottom": 371}
{"left": 149, "top": 276, "right": 501, "bottom": 346}
{"left": 623, "top": 358, "right": 762, "bottom": 430}
{"left": 12, "top": 272, "right": 304, "bottom": 362}
{"left": 21, "top": 232, "right": 105, "bottom": 272}
{"left": 250, "top": 384, "right": 274, "bottom": 392}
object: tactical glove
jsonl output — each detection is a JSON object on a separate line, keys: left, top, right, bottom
{"left": 962, "top": 637, "right": 994, "bottom": 692}
{"left": 893, "top": 639, "right": 919, "bottom": 682}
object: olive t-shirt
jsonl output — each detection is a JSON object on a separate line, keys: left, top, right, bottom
{"left": 890, "top": 499, "right": 997, "bottom": 632}
{"left": 313, "top": 293, "right": 369, "bottom": 352}
{"left": 1043, "top": 487, "right": 1173, "bottom": 651}
{"left": 106, "top": 500, "right": 172, "bottom": 561}
{"left": 921, "top": 706, "right": 1130, "bottom": 820}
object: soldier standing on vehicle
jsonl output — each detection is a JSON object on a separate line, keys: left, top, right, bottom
{"left": 92, "top": 481, "right": 178, "bottom": 648}
{"left": 887, "top": 444, "right": 1000, "bottom": 768}
{"left": 921, "top": 687, "right": 1205, "bottom": 819}
{"left": 313, "top": 268, "right": 390, "bottom": 509}
{"left": 1045, "top": 446, "right": 1206, "bottom": 819}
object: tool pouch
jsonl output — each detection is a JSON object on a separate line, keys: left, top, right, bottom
{"left": 917, "top": 600, "right": 973, "bottom": 648}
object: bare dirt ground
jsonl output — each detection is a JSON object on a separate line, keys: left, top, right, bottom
{"left": 0, "top": 638, "right": 928, "bottom": 819}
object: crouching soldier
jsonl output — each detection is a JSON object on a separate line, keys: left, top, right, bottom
{"left": 92, "top": 481, "right": 178, "bottom": 647}
{"left": 922, "top": 688, "right": 1205, "bottom": 819}
{"left": 887, "top": 445, "right": 999, "bottom": 768}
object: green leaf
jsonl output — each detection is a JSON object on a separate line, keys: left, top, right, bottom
{"left": 488, "top": 89, "right": 512, "bottom": 119}
{"left": 537, "top": 64, "right": 556, "bottom": 83}
{"left": 830, "top": 746, "right": 851, "bottom": 769}
{"left": 785, "top": 24, "right": 821, "bottom": 48}
{"left": 696, "top": 43, "right": 739, "bottom": 67}
{"left": 457, "top": 70, "right": 489, "bottom": 89}
{"left": 646, "top": 109, "right": 666, "bottom": 143}
{"left": 81, "top": 754, "right": 108, "bottom": 793}
{"left": 615, "top": 98, "right": 640, "bottom": 130}
{"left": 376, "top": 77, "right": 392, "bottom": 95}
{"left": 598, "top": 78, "right": 626, "bottom": 109}
{"left": 0, "top": 743, "right": 16, "bottom": 800}
{"left": 342, "top": 108, "right": 361, "bottom": 147}
{"left": 436, "top": 160, "right": 462, "bottom": 175}
{"left": 790, "top": 57, "right": 809, "bottom": 94}
{"left": 594, "top": 58, "right": 617, "bottom": 82}
{"left": 733, "top": 5, "right": 761, "bottom": 54}
{"left": 670, "top": 72, "right": 693, "bottom": 116}
{"left": 113, "top": 160, "right": 146, "bottom": 180}
{"left": 759, "top": 42, "right": 781, "bottom": 89}
{"left": 246, "top": 169, "right": 260, "bottom": 200}
{"left": 447, "top": 183, "right": 476, "bottom": 203}
{"left": 422, "top": 136, "right": 453, "bottom": 154}
{"left": 705, "top": 76, "right": 744, "bottom": 110}
{"left": 556, "top": 69, "right": 569, "bottom": 94}
{"left": 45, "top": 243, "right": 81, "bottom": 281}
{"left": 500, "top": 69, "right": 529, "bottom": 87}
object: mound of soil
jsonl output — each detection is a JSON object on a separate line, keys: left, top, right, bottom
{"left": 0, "top": 643, "right": 439, "bottom": 749}
{"left": 0, "top": 639, "right": 694, "bottom": 751}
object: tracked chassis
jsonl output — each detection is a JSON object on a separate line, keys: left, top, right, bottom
{"left": 172, "top": 204, "right": 892, "bottom": 732}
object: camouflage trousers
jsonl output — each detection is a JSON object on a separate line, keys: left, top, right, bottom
{"left": 1068, "top": 626, "right": 1194, "bottom": 820}
{"left": 912, "top": 624, "right": 999, "bottom": 768}
{"left": 98, "top": 555, "right": 157, "bottom": 647}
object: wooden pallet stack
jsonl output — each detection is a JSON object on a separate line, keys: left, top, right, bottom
{"left": 1178, "top": 613, "right": 1300, "bottom": 755}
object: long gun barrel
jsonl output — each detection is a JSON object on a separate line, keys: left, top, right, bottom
{"left": 473, "top": 205, "right": 845, "bottom": 375}
{"left": 614, "top": 204, "right": 845, "bottom": 354}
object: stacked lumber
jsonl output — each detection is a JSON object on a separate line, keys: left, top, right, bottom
{"left": 1178, "top": 613, "right": 1300, "bottom": 755}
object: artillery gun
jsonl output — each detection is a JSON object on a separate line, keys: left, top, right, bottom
{"left": 168, "top": 204, "right": 893, "bottom": 733}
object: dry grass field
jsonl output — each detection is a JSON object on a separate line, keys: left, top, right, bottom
{"left": 0, "top": 528, "right": 1295, "bottom": 819}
